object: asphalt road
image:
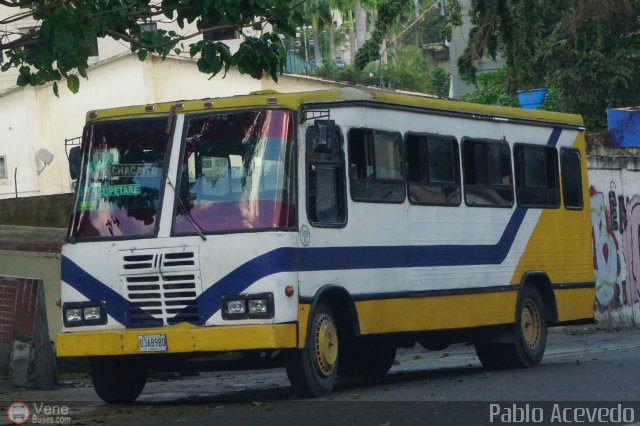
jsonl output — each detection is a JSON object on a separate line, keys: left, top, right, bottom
{"left": 3, "top": 328, "right": 640, "bottom": 425}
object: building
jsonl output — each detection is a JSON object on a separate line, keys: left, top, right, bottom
{"left": 0, "top": 8, "right": 335, "bottom": 200}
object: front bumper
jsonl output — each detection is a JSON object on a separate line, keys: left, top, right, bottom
{"left": 56, "top": 322, "right": 298, "bottom": 357}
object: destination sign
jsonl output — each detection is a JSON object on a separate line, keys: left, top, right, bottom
{"left": 86, "top": 184, "right": 142, "bottom": 197}
{"left": 110, "top": 164, "right": 161, "bottom": 178}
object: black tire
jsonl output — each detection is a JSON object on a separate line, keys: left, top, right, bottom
{"left": 475, "top": 286, "right": 547, "bottom": 369}
{"left": 285, "top": 302, "right": 339, "bottom": 397}
{"left": 338, "top": 336, "right": 396, "bottom": 377}
{"left": 89, "top": 356, "right": 148, "bottom": 403}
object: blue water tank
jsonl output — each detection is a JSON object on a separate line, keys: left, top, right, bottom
{"left": 607, "top": 108, "right": 640, "bottom": 147}
{"left": 517, "top": 88, "right": 548, "bottom": 109}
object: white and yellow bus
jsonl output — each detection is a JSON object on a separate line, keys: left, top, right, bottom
{"left": 57, "top": 88, "right": 595, "bottom": 401}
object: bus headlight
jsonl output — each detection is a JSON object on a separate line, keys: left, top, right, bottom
{"left": 83, "top": 306, "right": 103, "bottom": 321}
{"left": 63, "top": 301, "right": 107, "bottom": 327}
{"left": 64, "top": 308, "right": 83, "bottom": 324}
{"left": 221, "top": 293, "right": 274, "bottom": 320}
{"left": 248, "top": 299, "right": 268, "bottom": 314}
{"left": 226, "top": 300, "right": 246, "bottom": 314}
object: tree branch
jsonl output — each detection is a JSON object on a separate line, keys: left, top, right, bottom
{"left": 0, "top": 0, "right": 35, "bottom": 7}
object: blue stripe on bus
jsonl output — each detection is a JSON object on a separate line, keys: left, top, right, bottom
{"left": 61, "top": 256, "right": 156, "bottom": 326}
{"left": 548, "top": 127, "right": 561, "bottom": 147}
{"left": 193, "top": 207, "right": 527, "bottom": 322}
{"left": 61, "top": 128, "right": 563, "bottom": 326}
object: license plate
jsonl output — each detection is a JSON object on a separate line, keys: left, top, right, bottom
{"left": 138, "top": 334, "right": 168, "bottom": 352}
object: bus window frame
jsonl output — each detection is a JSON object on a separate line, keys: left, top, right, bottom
{"left": 405, "top": 132, "right": 462, "bottom": 207}
{"left": 560, "top": 147, "right": 584, "bottom": 211}
{"left": 68, "top": 116, "right": 174, "bottom": 242}
{"left": 305, "top": 123, "right": 348, "bottom": 229}
{"left": 170, "top": 108, "right": 299, "bottom": 237}
{"left": 348, "top": 127, "right": 406, "bottom": 204}
{"left": 461, "top": 137, "right": 515, "bottom": 209}
{"left": 513, "top": 143, "right": 561, "bottom": 209}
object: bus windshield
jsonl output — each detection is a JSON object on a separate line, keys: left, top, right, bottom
{"left": 69, "top": 117, "right": 169, "bottom": 239}
{"left": 174, "top": 109, "right": 296, "bottom": 234}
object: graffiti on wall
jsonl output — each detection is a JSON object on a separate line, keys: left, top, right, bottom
{"left": 590, "top": 182, "right": 640, "bottom": 312}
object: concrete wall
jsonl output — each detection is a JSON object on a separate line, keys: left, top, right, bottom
{"left": 0, "top": 194, "right": 72, "bottom": 228}
{"left": 0, "top": 226, "right": 65, "bottom": 341}
{"left": 588, "top": 155, "right": 640, "bottom": 327}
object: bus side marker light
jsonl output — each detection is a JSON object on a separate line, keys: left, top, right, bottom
{"left": 285, "top": 286, "right": 294, "bottom": 297}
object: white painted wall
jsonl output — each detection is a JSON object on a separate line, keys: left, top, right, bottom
{"left": 587, "top": 156, "right": 640, "bottom": 328}
{"left": 0, "top": 51, "right": 342, "bottom": 200}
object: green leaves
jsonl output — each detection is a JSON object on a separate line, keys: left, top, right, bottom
{"left": 0, "top": 0, "right": 303, "bottom": 94}
{"left": 353, "top": 0, "right": 411, "bottom": 71}
{"left": 461, "top": 0, "right": 640, "bottom": 129}
{"left": 67, "top": 75, "right": 80, "bottom": 94}
{"left": 231, "top": 33, "right": 285, "bottom": 81}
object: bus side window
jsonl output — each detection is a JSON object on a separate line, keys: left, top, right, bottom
{"left": 560, "top": 148, "right": 583, "bottom": 210}
{"left": 514, "top": 144, "right": 560, "bottom": 208}
{"left": 406, "top": 133, "right": 461, "bottom": 206}
{"left": 348, "top": 128, "right": 405, "bottom": 203}
{"left": 462, "top": 139, "right": 514, "bottom": 207}
{"left": 306, "top": 126, "right": 347, "bottom": 226}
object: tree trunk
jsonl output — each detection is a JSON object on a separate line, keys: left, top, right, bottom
{"left": 328, "top": 12, "right": 336, "bottom": 64}
{"left": 354, "top": 0, "right": 367, "bottom": 49}
{"left": 312, "top": 15, "right": 323, "bottom": 67}
{"left": 348, "top": 10, "right": 356, "bottom": 62}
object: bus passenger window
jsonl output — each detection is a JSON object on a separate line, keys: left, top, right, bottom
{"left": 306, "top": 125, "right": 347, "bottom": 226}
{"left": 462, "top": 139, "right": 514, "bottom": 207}
{"left": 407, "top": 134, "right": 460, "bottom": 206}
{"left": 349, "top": 128, "right": 405, "bottom": 203}
{"left": 514, "top": 145, "right": 559, "bottom": 208}
{"left": 560, "top": 148, "right": 583, "bottom": 210}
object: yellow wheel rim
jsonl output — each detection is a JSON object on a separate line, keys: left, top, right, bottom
{"left": 314, "top": 314, "right": 338, "bottom": 376}
{"left": 521, "top": 299, "right": 541, "bottom": 350}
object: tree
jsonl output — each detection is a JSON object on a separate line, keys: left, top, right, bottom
{"left": 459, "top": 0, "right": 640, "bottom": 129}
{"left": 0, "top": 0, "right": 305, "bottom": 94}
{"left": 429, "top": 66, "right": 449, "bottom": 97}
{"left": 354, "top": 0, "right": 460, "bottom": 71}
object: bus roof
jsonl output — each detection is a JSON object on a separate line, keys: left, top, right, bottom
{"left": 86, "top": 87, "right": 584, "bottom": 128}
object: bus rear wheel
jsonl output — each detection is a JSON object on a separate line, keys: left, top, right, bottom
{"left": 285, "top": 302, "right": 339, "bottom": 397}
{"left": 475, "top": 286, "right": 547, "bottom": 369}
{"left": 89, "top": 355, "right": 148, "bottom": 403}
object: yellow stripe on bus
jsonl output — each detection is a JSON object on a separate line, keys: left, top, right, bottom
{"left": 354, "top": 291, "right": 518, "bottom": 335}
{"left": 554, "top": 287, "right": 596, "bottom": 322}
{"left": 56, "top": 322, "right": 297, "bottom": 357}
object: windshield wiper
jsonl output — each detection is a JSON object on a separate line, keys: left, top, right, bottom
{"left": 166, "top": 176, "right": 207, "bottom": 241}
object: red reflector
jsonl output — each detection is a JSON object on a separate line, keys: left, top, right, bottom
{"left": 285, "top": 286, "right": 294, "bottom": 297}
{"left": 55, "top": 298, "right": 61, "bottom": 308}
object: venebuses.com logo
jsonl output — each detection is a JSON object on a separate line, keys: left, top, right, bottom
{"left": 7, "top": 402, "right": 30, "bottom": 424}
{"left": 7, "top": 401, "right": 71, "bottom": 424}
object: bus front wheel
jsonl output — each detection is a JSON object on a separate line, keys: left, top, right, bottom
{"left": 89, "top": 355, "right": 148, "bottom": 403}
{"left": 285, "top": 302, "right": 339, "bottom": 397}
{"left": 475, "top": 286, "right": 547, "bottom": 369}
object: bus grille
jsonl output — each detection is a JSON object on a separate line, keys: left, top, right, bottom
{"left": 119, "top": 248, "right": 202, "bottom": 327}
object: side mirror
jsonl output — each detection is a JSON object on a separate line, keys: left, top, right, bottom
{"left": 313, "top": 120, "right": 335, "bottom": 153}
{"left": 68, "top": 146, "right": 82, "bottom": 180}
